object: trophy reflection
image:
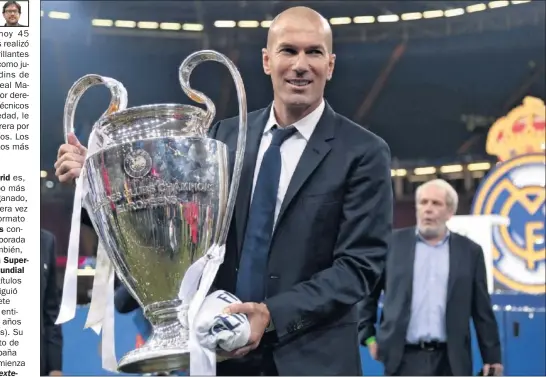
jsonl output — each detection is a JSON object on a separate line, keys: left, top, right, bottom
{"left": 63, "top": 50, "right": 247, "bottom": 374}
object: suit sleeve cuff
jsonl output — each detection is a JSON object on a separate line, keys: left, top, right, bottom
{"left": 47, "top": 350, "right": 62, "bottom": 372}
{"left": 482, "top": 347, "right": 502, "bottom": 365}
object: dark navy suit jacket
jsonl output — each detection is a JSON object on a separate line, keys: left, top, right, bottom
{"left": 93, "top": 102, "right": 393, "bottom": 375}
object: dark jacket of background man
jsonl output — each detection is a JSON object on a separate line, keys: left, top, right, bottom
{"left": 40, "top": 229, "right": 63, "bottom": 376}
{"left": 359, "top": 227, "right": 502, "bottom": 376}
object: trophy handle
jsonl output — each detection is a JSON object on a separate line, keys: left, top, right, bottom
{"left": 179, "top": 50, "right": 247, "bottom": 245}
{"left": 63, "top": 74, "right": 128, "bottom": 144}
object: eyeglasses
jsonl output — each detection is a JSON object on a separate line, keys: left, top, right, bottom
{"left": 4, "top": 10, "right": 20, "bottom": 15}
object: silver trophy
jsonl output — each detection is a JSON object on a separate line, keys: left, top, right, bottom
{"left": 63, "top": 50, "right": 247, "bottom": 374}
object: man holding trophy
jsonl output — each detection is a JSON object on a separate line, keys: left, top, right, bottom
{"left": 54, "top": 6, "right": 392, "bottom": 376}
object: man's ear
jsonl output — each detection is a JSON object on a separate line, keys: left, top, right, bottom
{"left": 327, "top": 53, "right": 336, "bottom": 81}
{"left": 262, "top": 48, "right": 271, "bottom": 76}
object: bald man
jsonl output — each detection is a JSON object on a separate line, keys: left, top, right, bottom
{"left": 55, "top": 6, "right": 393, "bottom": 376}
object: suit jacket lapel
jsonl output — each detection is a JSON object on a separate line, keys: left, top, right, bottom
{"left": 447, "top": 234, "right": 460, "bottom": 302}
{"left": 402, "top": 229, "right": 417, "bottom": 302}
{"left": 272, "top": 103, "right": 336, "bottom": 235}
{"left": 234, "top": 106, "right": 270, "bottom": 255}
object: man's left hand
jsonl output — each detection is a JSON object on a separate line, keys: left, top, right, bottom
{"left": 49, "top": 371, "right": 62, "bottom": 376}
{"left": 222, "top": 302, "right": 271, "bottom": 358}
{"left": 483, "top": 363, "right": 503, "bottom": 376}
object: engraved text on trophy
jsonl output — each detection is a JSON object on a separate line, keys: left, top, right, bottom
{"left": 92, "top": 178, "right": 217, "bottom": 213}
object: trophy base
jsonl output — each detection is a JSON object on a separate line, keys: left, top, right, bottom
{"left": 118, "top": 344, "right": 190, "bottom": 375}
{"left": 118, "top": 302, "right": 190, "bottom": 374}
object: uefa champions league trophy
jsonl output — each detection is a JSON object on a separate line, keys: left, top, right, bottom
{"left": 62, "top": 50, "right": 247, "bottom": 374}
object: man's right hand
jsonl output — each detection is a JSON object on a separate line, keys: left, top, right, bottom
{"left": 368, "top": 340, "right": 379, "bottom": 360}
{"left": 55, "top": 132, "right": 87, "bottom": 184}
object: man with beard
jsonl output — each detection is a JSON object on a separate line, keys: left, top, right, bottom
{"left": 359, "top": 179, "right": 503, "bottom": 376}
{"left": 2, "top": 1, "right": 25, "bottom": 27}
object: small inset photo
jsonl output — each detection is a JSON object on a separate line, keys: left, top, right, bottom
{"left": 1, "top": 0, "right": 28, "bottom": 27}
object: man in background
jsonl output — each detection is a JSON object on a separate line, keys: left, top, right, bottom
{"left": 359, "top": 179, "right": 503, "bottom": 376}
{"left": 41, "top": 229, "right": 63, "bottom": 376}
{"left": 55, "top": 6, "right": 393, "bottom": 375}
{"left": 2, "top": 1, "right": 24, "bottom": 27}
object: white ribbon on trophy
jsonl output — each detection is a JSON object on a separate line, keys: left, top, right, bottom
{"left": 178, "top": 244, "right": 226, "bottom": 376}
{"left": 447, "top": 214, "right": 510, "bottom": 293}
{"left": 56, "top": 124, "right": 120, "bottom": 372}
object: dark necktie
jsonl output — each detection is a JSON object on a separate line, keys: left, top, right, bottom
{"left": 235, "top": 125, "right": 298, "bottom": 303}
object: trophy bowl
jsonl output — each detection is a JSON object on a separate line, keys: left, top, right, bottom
{"left": 64, "top": 51, "right": 247, "bottom": 374}
{"left": 86, "top": 105, "right": 228, "bottom": 374}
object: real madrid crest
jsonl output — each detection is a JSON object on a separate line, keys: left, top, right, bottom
{"left": 124, "top": 149, "right": 152, "bottom": 178}
{"left": 472, "top": 96, "right": 545, "bottom": 294}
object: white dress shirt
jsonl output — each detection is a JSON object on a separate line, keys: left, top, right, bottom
{"left": 251, "top": 100, "right": 325, "bottom": 224}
